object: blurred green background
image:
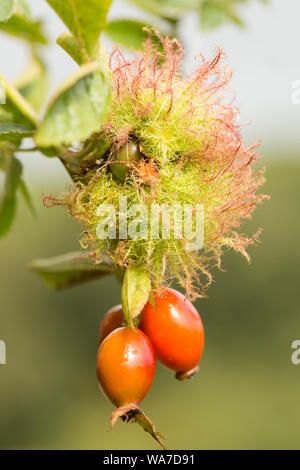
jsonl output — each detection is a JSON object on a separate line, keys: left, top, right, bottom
{"left": 1, "top": 151, "right": 300, "bottom": 449}
{"left": 1, "top": 0, "right": 300, "bottom": 451}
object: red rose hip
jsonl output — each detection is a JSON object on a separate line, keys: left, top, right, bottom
{"left": 139, "top": 288, "right": 204, "bottom": 379}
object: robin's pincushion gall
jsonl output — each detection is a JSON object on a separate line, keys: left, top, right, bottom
{"left": 47, "top": 30, "right": 267, "bottom": 299}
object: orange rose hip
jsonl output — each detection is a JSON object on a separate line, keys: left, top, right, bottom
{"left": 96, "top": 327, "right": 156, "bottom": 407}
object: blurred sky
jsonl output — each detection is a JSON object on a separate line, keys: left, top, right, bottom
{"left": 0, "top": 0, "right": 299, "bottom": 178}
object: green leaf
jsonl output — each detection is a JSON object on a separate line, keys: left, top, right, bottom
{"left": 0, "top": 75, "right": 38, "bottom": 129}
{"left": 2, "top": 154, "right": 22, "bottom": 194}
{"left": 19, "top": 178, "right": 37, "bottom": 217}
{"left": 0, "top": 0, "right": 32, "bottom": 21}
{"left": 14, "top": 55, "right": 48, "bottom": 113}
{"left": 199, "top": 0, "right": 245, "bottom": 31}
{"left": 38, "top": 146, "right": 57, "bottom": 158}
{"left": 121, "top": 266, "right": 151, "bottom": 327}
{"left": 17, "top": 0, "right": 31, "bottom": 18}
{"left": 0, "top": 17, "right": 47, "bottom": 44}
{"left": 104, "top": 20, "right": 168, "bottom": 52}
{"left": 0, "top": 123, "right": 33, "bottom": 141}
{"left": 0, "top": 193, "right": 17, "bottom": 237}
{"left": 0, "top": 0, "right": 47, "bottom": 44}
{"left": 128, "top": 0, "right": 198, "bottom": 20}
{"left": 0, "top": 0, "right": 14, "bottom": 22}
{"left": 46, "top": 0, "right": 113, "bottom": 58}
{"left": 200, "top": 1, "right": 227, "bottom": 30}
{"left": 104, "top": 20, "right": 151, "bottom": 51}
{"left": 30, "top": 251, "right": 115, "bottom": 289}
{"left": 0, "top": 153, "right": 22, "bottom": 237}
{"left": 35, "top": 62, "right": 111, "bottom": 147}
{"left": 57, "top": 32, "right": 84, "bottom": 65}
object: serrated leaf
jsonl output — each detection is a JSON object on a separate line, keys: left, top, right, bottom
{"left": 0, "top": 123, "right": 33, "bottom": 141}
{"left": 121, "top": 266, "right": 151, "bottom": 327}
{"left": 14, "top": 55, "right": 48, "bottom": 112}
{"left": 57, "top": 32, "right": 84, "bottom": 65}
{"left": 0, "top": 75, "right": 38, "bottom": 129}
{"left": 0, "top": 153, "right": 22, "bottom": 237}
{"left": 46, "top": 0, "right": 113, "bottom": 58}
{"left": 35, "top": 62, "right": 111, "bottom": 147}
{"left": 30, "top": 251, "right": 115, "bottom": 289}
